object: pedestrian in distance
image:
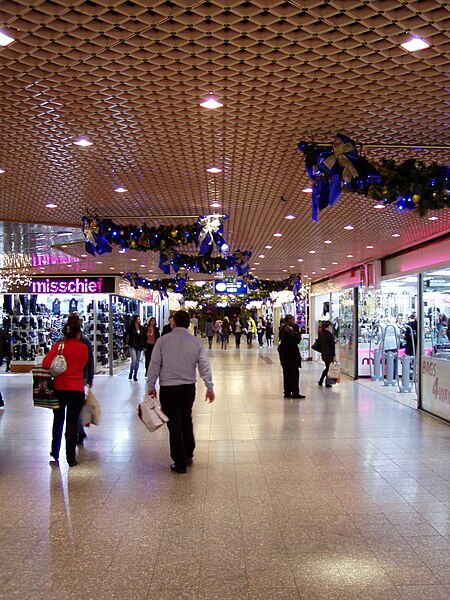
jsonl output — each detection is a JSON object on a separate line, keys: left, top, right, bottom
{"left": 277, "top": 314, "right": 305, "bottom": 399}
{"left": 318, "top": 320, "right": 336, "bottom": 388}
{"left": 124, "top": 315, "right": 145, "bottom": 381}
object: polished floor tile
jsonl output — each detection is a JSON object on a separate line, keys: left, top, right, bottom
{"left": 0, "top": 344, "right": 449, "bottom": 599}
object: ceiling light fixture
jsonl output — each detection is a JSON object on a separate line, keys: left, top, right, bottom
{"left": 366, "top": 245, "right": 374, "bottom": 249}
{"left": 131, "top": 258, "right": 137, "bottom": 261}
{"left": 254, "top": 262, "right": 260, "bottom": 265}
{"left": 118, "top": 249, "right": 126, "bottom": 253}
{"left": 73, "top": 138, "right": 93, "bottom": 147}
{"left": 321, "top": 267, "right": 326, "bottom": 270}
{"left": 265, "top": 245, "right": 272, "bottom": 249}
{"left": 344, "top": 225, "right": 354, "bottom": 230}
{"left": 45, "top": 203, "right": 57, "bottom": 208}
{"left": 285, "top": 214, "right": 295, "bottom": 220}
{"left": 110, "top": 267, "right": 115, "bottom": 270}
{"left": 273, "top": 232, "right": 282, "bottom": 237}
{"left": 0, "top": 31, "right": 15, "bottom": 46}
{"left": 210, "top": 202, "right": 221, "bottom": 208}
{"left": 302, "top": 187, "right": 313, "bottom": 193}
{"left": 373, "top": 203, "right": 385, "bottom": 209}
{"left": 0, "top": 168, "right": 5, "bottom": 174}
{"left": 206, "top": 166, "right": 222, "bottom": 173}
{"left": 347, "top": 254, "right": 353, "bottom": 258}
{"left": 309, "top": 250, "right": 316, "bottom": 254}
{"left": 298, "top": 259, "right": 304, "bottom": 262}
{"left": 428, "top": 216, "right": 438, "bottom": 221}
{"left": 258, "top": 255, "right": 265, "bottom": 258}
{"left": 96, "top": 261, "right": 102, "bottom": 264}
{"left": 80, "top": 254, "right": 87, "bottom": 257}
{"left": 401, "top": 38, "right": 430, "bottom": 52}
{"left": 324, "top": 240, "right": 332, "bottom": 244}
{"left": 392, "top": 233, "right": 400, "bottom": 237}
{"left": 200, "top": 98, "right": 223, "bottom": 109}
{"left": 114, "top": 187, "right": 127, "bottom": 193}
{"left": 332, "top": 262, "right": 338, "bottom": 265}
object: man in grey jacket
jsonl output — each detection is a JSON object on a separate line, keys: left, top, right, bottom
{"left": 147, "top": 310, "right": 215, "bottom": 473}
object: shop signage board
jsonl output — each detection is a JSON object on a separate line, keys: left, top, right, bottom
{"left": 118, "top": 280, "right": 159, "bottom": 302}
{"left": 10, "top": 276, "right": 117, "bottom": 294}
{"left": 421, "top": 357, "right": 450, "bottom": 421}
{"left": 214, "top": 280, "right": 247, "bottom": 294}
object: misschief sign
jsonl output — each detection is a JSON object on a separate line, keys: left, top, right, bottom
{"left": 214, "top": 280, "right": 247, "bottom": 295}
{"left": 10, "top": 276, "right": 117, "bottom": 294}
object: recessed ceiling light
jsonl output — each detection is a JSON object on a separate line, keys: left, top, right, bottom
{"left": 401, "top": 38, "right": 430, "bottom": 52}
{"left": 373, "top": 203, "right": 385, "bottom": 209}
{"left": 73, "top": 138, "right": 93, "bottom": 147}
{"left": 298, "top": 259, "right": 304, "bottom": 262}
{"left": 347, "top": 254, "right": 353, "bottom": 258}
{"left": 273, "top": 232, "right": 282, "bottom": 237}
{"left": 45, "top": 203, "right": 57, "bottom": 208}
{"left": 131, "top": 258, "right": 137, "bottom": 261}
{"left": 96, "top": 261, "right": 102, "bottom": 264}
{"left": 148, "top": 269, "right": 154, "bottom": 272}
{"left": 118, "top": 249, "right": 126, "bottom": 253}
{"left": 254, "top": 262, "right": 260, "bottom": 265}
{"left": 366, "top": 245, "right": 374, "bottom": 249}
{"left": 311, "top": 271, "right": 316, "bottom": 274}
{"left": 309, "top": 250, "right": 316, "bottom": 254}
{"left": 0, "top": 168, "right": 5, "bottom": 174}
{"left": 428, "top": 216, "right": 438, "bottom": 221}
{"left": 61, "top": 245, "right": 68, "bottom": 248}
{"left": 344, "top": 225, "right": 354, "bottom": 230}
{"left": 80, "top": 254, "right": 87, "bottom": 257}
{"left": 258, "top": 255, "right": 265, "bottom": 258}
{"left": 265, "top": 245, "right": 272, "bottom": 249}
{"left": 81, "top": 269, "right": 86, "bottom": 272}
{"left": 392, "top": 233, "right": 400, "bottom": 237}
{"left": 332, "top": 262, "right": 338, "bottom": 265}
{"left": 114, "top": 187, "right": 127, "bottom": 193}
{"left": 206, "top": 166, "right": 222, "bottom": 173}
{"left": 324, "top": 240, "right": 332, "bottom": 244}
{"left": 0, "top": 32, "right": 15, "bottom": 46}
{"left": 289, "top": 265, "right": 295, "bottom": 268}
{"left": 285, "top": 214, "right": 295, "bottom": 220}
{"left": 66, "top": 264, "right": 73, "bottom": 267}
{"left": 321, "top": 267, "right": 326, "bottom": 270}
{"left": 140, "top": 264, "right": 145, "bottom": 267}
{"left": 200, "top": 98, "right": 223, "bottom": 109}
{"left": 283, "top": 269, "right": 287, "bottom": 272}
{"left": 110, "top": 267, "right": 115, "bottom": 270}
{"left": 302, "top": 187, "right": 313, "bottom": 193}
{"left": 210, "top": 202, "right": 221, "bottom": 208}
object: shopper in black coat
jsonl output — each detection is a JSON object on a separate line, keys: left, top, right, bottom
{"left": 277, "top": 314, "right": 305, "bottom": 399}
{"left": 124, "top": 315, "right": 145, "bottom": 381}
{"left": 318, "top": 321, "right": 336, "bottom": 388}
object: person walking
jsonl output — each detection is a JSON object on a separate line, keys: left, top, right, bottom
{"left": 161, "top": 315, "right": 174, "bottom": 336}
{"left": 147, "top": 310, "right": 215, "bottom": 474}
{"left": 265, "top": 318, "right": 273, "bottom": 346}
{"left": 318, "top": 320, "right": 336, "bottom": 388}
{"left": 143, "top": 317, "right": 160, "bottom": 377}
{"left": 42, "top": 315, "right": 88, "bottom": 467}
{"left": 190, "top": 314, "right": 199, "bottom": 337}
{"left": 257, "top": 316, "right": 266, "bottom": 348}
{"left": 74, "top": 314, "right": 94, "bottom": 445}
{"left": 0, "top": 326, "right": 11, "bottom": 373}
{"left": 221, "top": 316, "right": 231, "bottom": 349}
{"left": 205, "top": 317, "right": 214, "bottom": 349}
{"left": 124, "top": 315, "right": 144, "bottom": 381}
{"left": 277, "top": 314, "right": 305, "bottom": 399}
{"left": 234, "top": 317, "right": 243, "bottom": 348}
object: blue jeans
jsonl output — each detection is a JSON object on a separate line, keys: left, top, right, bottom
{"left": 129, "top": 347, "right": 142, "bottom": 379}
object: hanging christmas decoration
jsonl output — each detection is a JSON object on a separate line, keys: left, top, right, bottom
{"left": 299, "top": 135, "right": 449, "bottom": 219}
{"left": 195, "top": 214, "right": 228, "bottom": 257}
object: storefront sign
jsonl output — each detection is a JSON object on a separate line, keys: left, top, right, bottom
{"left": 118, "top": 280, "right": 159, "bottom": 302}
{"left": 10, "top": 276, "right": 117, "bottom": 294}
{"left": 422, "top": 357, "right": 450, "bottom": 421}
{"left": 214, "top": 280, "right": 247, "bottom": 294}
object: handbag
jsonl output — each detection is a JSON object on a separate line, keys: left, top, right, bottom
{"left": 32, "top": 367, "right": 59, "bottom": 409}
{"left": 49, "top": 342, "right": 67, "bottom": 377}
{"left": 138, "top": 393, "right": 169, "bottom": 432}
{"left": 311, "top": 338, "right": 321, "bottom": 352}
{"left": 327, "top": 361, "right": 341, "bottom": 380}
{"left": 80, "top": 389, "right": 101, "bottom": 426}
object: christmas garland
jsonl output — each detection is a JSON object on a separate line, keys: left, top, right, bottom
{"left": 299, "top": 135, "right": 450, "bottom": 218}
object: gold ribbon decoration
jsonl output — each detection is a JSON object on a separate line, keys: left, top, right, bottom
{"left": 323, "top": 138, "right": 359, "bottom": 183}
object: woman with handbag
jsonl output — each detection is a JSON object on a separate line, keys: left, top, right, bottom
{"left": 124, "top": 315, "right": 145, "bottom": 381}
{"left": 143, "top": 316, "right": 160, "bottom": 377}
{"left": 318, "top": 321, "right": 336, "bottom": 388}
{"left": 42, "top": 315, "right": 88, "bottom": 467}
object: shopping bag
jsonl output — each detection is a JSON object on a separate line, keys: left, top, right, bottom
{"left": 311, "top": 338, "right": 321, "bottom": 352}
{"left": 138, "top": 393, "right": 169, "bottom": 432}
{"left": 49, "top": 342, "right": 67, "bottom": 377}
{"left": 32, "top": 367, "right": 59, "bottom": 409}
{"left": 327, "top": 361, "right": 341, "bottom": 380}
{"left": 80, "top": 389, "right": 101, "bottom": 426}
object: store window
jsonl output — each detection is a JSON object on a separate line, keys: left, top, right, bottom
{"left": 332, "top": 288, "right": 356, "bottom": 378}
{"left": 421, "top": 268, "right": 450, "bottom": 421}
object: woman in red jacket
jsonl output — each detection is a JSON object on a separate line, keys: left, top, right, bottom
{"left": 42, "top": 316, "right": 88, "bottom": 467}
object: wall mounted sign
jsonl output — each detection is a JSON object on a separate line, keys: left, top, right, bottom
{"left": 214, "top": 280, "right": 247, "bottom": 295}
{"left": 10, "top": 276, "right": 117, "bottom": 294}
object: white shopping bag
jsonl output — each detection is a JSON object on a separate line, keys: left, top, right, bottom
{"left": 138, "top": 393, "right": 169, "bottom": 432}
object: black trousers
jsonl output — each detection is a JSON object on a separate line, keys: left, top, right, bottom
{"left": 282, "top": 364, "right": 299, "bottom": 396}
{"left": 319, "top": 361, "right": 332, "bottom": 385}
{"left": 144, "top": 344, "right": 156, "bottom": 375}
{"left": 52, "top": 390, "right": 85, "bottom": 462}
{"left": 159, "top": 384, "right": 196, "bottom": 467}
{"left": 235, "top": 332, "right": 242, "bottom": 348}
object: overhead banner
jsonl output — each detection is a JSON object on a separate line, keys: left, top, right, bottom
{"left": 214, "top": 280, "right": 247, "bottom": 295}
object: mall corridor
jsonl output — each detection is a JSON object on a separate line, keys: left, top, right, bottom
{"left": 0, "top": 345, "right": 449, "bottom": 600}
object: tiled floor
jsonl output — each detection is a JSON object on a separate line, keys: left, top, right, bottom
{"left": 0, "top": 344, "right": 449, "bottom": 600}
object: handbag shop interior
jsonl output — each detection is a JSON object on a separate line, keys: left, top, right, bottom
{"left": 1, "top": 276, "right": 167, "bottom": 375}
{"left": 311, "top": 265, "right": 450, "bottom": 422}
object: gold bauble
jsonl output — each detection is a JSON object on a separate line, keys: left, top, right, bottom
{"left": 412, "top": 194, "right": 421, "bottom": 204}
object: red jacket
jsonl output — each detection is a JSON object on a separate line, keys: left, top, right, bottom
{"left": 42, "top": 339, "right": 88, "bottom": 392}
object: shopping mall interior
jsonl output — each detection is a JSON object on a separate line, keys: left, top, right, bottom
{"left": 0, "top": 2, "right": 449, "bottom": 599}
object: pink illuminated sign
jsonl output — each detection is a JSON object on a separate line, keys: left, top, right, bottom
{"left": 29, "top": 277, "right": 116, "bottom": 294}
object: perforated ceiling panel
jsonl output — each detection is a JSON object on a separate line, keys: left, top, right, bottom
{"left": 0, "top": 1, "right": 449, "bottom": 282}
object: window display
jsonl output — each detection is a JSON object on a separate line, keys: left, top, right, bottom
{"left": 421, "top": 268, "right": 450, "bottom": 421}
{"left": 332, "top": 288, "right": 356, "bottom": 377}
